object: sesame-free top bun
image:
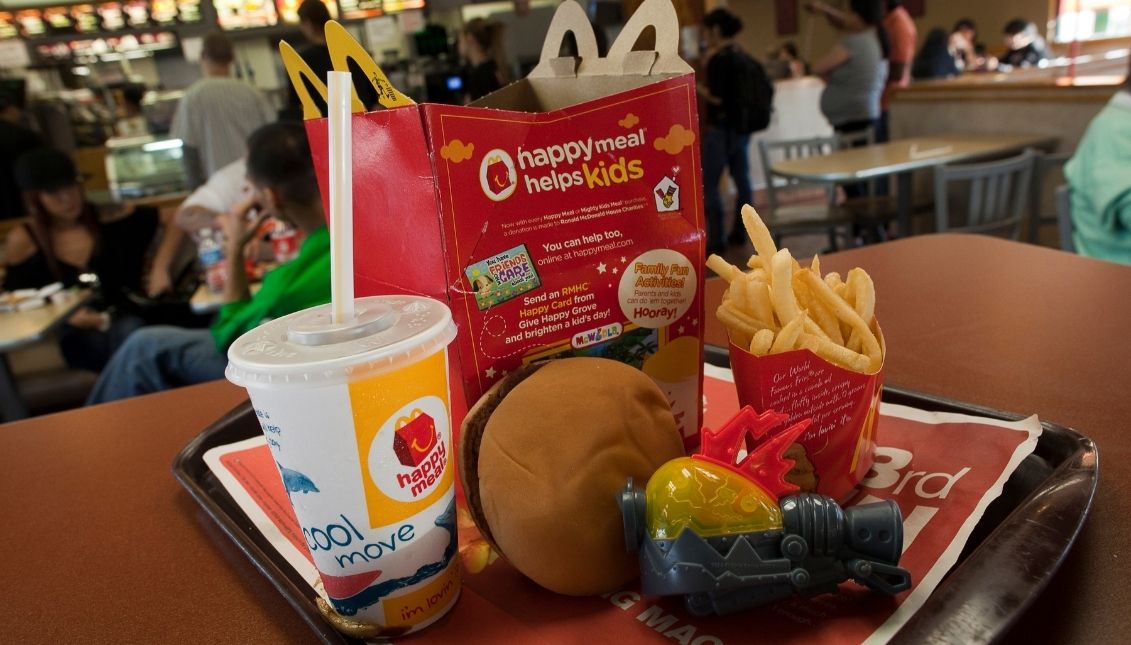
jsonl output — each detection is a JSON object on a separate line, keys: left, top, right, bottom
{"left": 460, "top": 357, "right": 684, "bottom": 596}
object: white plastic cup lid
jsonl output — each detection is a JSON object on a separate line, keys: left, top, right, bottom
{"left": 226, "top": 295, "right": 456, "bottom": 388}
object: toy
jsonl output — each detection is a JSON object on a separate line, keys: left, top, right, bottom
{"left": 618, "top": 406, "right": 912, "bottom": 616}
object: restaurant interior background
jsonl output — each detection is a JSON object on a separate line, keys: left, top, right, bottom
{"left": 0, "top": 0, "right": 1128, "bottom": 418}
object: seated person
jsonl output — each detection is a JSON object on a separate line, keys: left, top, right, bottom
{"left": 1064, "top": 66, "right": 1131, "bottom": 265}
{"left": 87, "top": 121, "right": 331, "bottom": 404}
{"left": 3, "top": 148, "right": 156, "bottom": 372}
{"left": 1000, "top": 19, "right": 1050, "bottom": 70}
{"left": 145, "top": 157, "right": 249, "bottom": 297}
{"left": 913, "top": 28, "right": 961, "bottom": 80}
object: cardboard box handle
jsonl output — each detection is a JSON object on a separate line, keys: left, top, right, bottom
{"left": 280, "top": 20, "right": 415, "bottom": 120}
{"left": 604, "top": 0, "right": 690, "bottom": 76}
{"left": 530, "top": 0, "right": 691, "bottom": 80}
{"left": 528, "top": 0, "right": 600, "bottom": 79}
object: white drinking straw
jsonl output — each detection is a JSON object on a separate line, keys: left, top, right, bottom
{"left": 328, "top": 71, "right": 354, "bottom": 325}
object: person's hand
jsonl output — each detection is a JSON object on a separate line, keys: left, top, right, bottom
{"left": 219, "top": 195, "right": 271, "bottom": 256}
{"left": 68, "top": 307, "right": 109, "bottom": 331}
{"left": 145, "top": 266, "right": 172, "bottom": 297}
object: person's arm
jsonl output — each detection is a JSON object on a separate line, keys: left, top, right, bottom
{"left": 812, "top": 44, "right": 850, "bottom": 78}
{"left": 145, "top": 210, "right": 186, "bottom": 296}
{"left": 804, "top": 1, "right": 851, "bottom": 30}
{"left": 218, "top": 195, "right": 270, "bottom": 303}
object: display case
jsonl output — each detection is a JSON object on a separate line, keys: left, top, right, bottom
{"left": 104, "top": 134, "right": 188, "bottom": 198}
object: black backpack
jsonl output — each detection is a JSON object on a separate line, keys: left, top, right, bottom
{"left": 722, "top": 46, "right": 775, "bottom": 134}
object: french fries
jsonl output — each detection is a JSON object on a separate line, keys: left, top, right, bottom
{"left": 708, "top": 204, "right": 883, "bottom": 373}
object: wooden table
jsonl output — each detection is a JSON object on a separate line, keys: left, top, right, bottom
{"left": 0, "top": 289, "right": 90, "bottom": 421}
{"left": 190, "top": 282, "right": 262, "bottom": 314}
{"left": 3, "top": 235, "right": 1127, "bottom": 643}
{"left": 771, "top": 135, "right": 1057, "bottom": 235}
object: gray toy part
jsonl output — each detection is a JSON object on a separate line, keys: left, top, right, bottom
{"left": 619, "top": 482, "right": 914, "bottom": 617}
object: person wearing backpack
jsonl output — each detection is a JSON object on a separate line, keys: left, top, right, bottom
{"left": 698, "top": 7, "right": 775, "bottom": 253}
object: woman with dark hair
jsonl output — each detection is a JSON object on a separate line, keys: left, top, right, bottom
{"left": 806, "top": 0, "right": 889, "bottom": 196}
{"left": 459, "top": 18, "right": 508, "bottom": 102}
{"left": 913, "top": 28, "right": 961, "bottom": 80}
{"left": 2, "top": 147, "right": 156, "bottom": 371}
{"left": 806, "top": 0, "right": 888, "bottom": 134}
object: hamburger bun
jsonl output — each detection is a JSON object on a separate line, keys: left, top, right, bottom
{"left": 459, "top": 357, "right": 684, "bottom": 595}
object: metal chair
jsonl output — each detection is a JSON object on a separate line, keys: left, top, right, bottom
{"left": 757, "top": 136, "right": 854, "bottom": 250}
{"left": 933, "top": 149, "right": 1036, "bottom": 239}
{"left": 834, "top": 127, "right": 899, "bottom": 242}
{"left": 1056, "top": 184, "right": 1075, "bottom": 252}
{"left": 1028, "top": 152, "right": 1071, "bottom": 243}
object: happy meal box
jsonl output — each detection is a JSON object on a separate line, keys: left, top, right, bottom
{"left": 282, "top": 0, "right": 707, "bottom": 442}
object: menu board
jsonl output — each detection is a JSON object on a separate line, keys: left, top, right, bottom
{"left": 0, "top": 12, "right": 18, "bottom": 39}
{"left": 123, "top": 0, "right": 149, "bottom": 27}
{"left": 176, "top": 0, "right": 202, "bottom": 23}
{"left": 276, "top": 0, "right": 337, "bottom": 24}
{"left": 98, "top": 2, "right": 127, "bottom": 31}
{"left": 339, "top": 0, "right": 382, "bottom": 20}
{"left": 42, "top": 6, "right": 74, "bottom": 33}
{"left": 70, "top": 4, "right": 100, "bottom": 33}
{"left": 213, "top": 0, "right": 278, "bottom": 29}
{"left": 150, "top": 0, "right": 178, "bottom": 24}
{"left": 383, "top": 0, "right": 424, "bottom": 12}
{"left": 15, "top": 10, "right": 46, "bottom": 38}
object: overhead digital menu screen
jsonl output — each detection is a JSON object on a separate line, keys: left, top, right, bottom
{"left": 213, "top": 0, "right": 277, "bottom": 29}
{"left": 150, "top": 0, "right": 178, "bottom": 24}
{"left": 339, "top": 0, "right": 382, "bottom": 20}
{"left": 70, "top": 4, "right": 101, "bottom": 33}
{"left": 176, "top": 0, "right": 202, "bottom": 23}
{"left": 15, "top": 10, "right": 46, "bottom": 37}
{"left": 383, "top": 0, "right": 424, "bottom": 12}
{"left": 276, "top": 0, "right": 336, "bottom": 24}
{"left": 123, "top": 0, "right": 150, "bottom": 27}
{"left": 98, "top": 2, "right": 127, "bottom": 31}
{"left": 42, "top": 6, "right": 75, "bottom": 33}
{"left": 0, "top": 12, "right": 18, "bottom": 39}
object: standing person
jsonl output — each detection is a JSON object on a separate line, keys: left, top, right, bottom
{"left": 0, "top": 89, "right": 43, "bottom": 221}
{"left": 1064, "top": 61, "right": 1131, "bottom": 265}
{"left": 1000, "top": 19, "right": 1050, "bottom": 70}
{"left": 879, "top": 0, "right": 915, "bottom": 143}
{"left": 279, "top": 0, "right": 377, "bottom": 121}
{"left": 806, "top": 0, "right": 889, "bottom": 196}
{"left": 459, "top": 18, "right": 508, "bottom": 103}
{"left": 697, "top": 7, "right": 774, "bottom": 253}
{"left": 87, "top": 122, "right": 332, "bottom": 404}
{"left": 170, "top": 32, "right": 274, "bottom": 188}
{"left": 3, "top": 148, "right": 156, "bottom": 372}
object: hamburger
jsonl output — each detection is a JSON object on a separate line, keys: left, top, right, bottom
{"left": 459, "top": 357, "right": 685, "bottom": 595}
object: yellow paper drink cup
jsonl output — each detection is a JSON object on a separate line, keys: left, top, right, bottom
{"left": 226, "top": 295, "right": 459, "bottom": 636}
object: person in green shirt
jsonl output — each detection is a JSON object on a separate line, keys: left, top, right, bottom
{"left": 88, "top": 122, "right": 331, "bottom": 404}
{"left": 1064, "top": 66, "right": 1131, "bottom": 266}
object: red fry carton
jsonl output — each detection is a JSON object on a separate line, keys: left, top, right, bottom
{"left": 727, "top": 334, "right": 885, "bottom": 502}
{"left": 285, "top": 0, "right": 706, "bottom": 443}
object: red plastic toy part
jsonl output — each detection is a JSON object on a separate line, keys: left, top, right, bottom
{"left": 693, "top": 406, "right": 812, "bottom": 498}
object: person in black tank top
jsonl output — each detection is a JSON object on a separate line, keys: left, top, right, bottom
{"left": 3, "top": 148, "right": 156, "bottom": 372}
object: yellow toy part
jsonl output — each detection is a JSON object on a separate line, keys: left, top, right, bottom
{"left": 645, "top": 457, "right": 784, "bottom": 539}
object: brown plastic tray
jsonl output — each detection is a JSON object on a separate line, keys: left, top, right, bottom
{"left": 174, "top": 360, "right": 1097, "bottom": 644}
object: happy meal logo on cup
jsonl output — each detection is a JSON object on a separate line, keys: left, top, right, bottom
{"left": 368, "top": 397, "right": 451, "bottom": 505}
{"left": 479, "top": 149, "right": 518, "bottom": 202}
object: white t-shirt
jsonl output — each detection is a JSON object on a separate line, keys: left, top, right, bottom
{"left": 177, "top": 158, "right": 249, "bottom": 232}
{"left": 182, "top": 158, "right": 248, "bottom": 212}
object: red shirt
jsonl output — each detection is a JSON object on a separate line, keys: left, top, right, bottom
{"left": 882, "top": 6, "right": 917, "bottom": 108}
